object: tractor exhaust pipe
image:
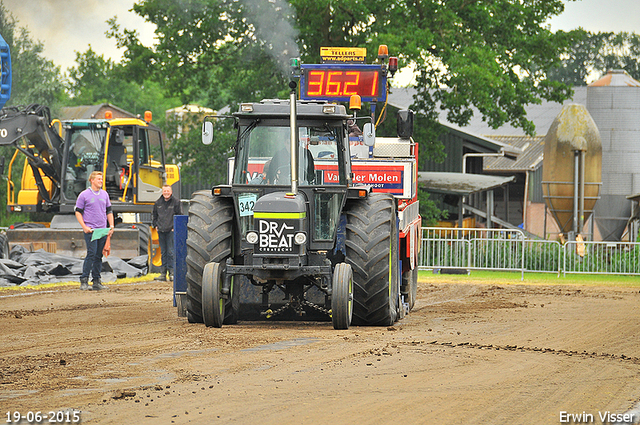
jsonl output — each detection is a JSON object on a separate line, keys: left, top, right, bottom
{"left": 289, "top": 81, "right": 299, "bottom": 195}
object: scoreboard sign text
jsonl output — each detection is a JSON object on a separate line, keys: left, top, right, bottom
{"left": 300, "top": 64, "right": 386, "bottom": 102}
{"left": 305, "top": 69, "right": 379, "bottom": 99}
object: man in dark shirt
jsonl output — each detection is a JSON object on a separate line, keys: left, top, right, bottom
{"left": 152, "top": 184, "right": 182, "bottom": 281}
{"left": 266, "top": 140, "right": 315, "bottom": 185}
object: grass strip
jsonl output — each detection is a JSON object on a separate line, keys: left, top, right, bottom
{"left": 418, "top": 270, "right": 640, "bottom": 289}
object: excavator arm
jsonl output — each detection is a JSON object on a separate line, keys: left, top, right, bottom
{"left": 0, "top": 104, "right": 65, "bottom": 206}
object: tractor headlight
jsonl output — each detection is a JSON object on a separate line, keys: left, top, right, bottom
{"left": 246, "top": 231, "right": 259, "bottom": 244}
{"left": 294, "top": 232, "right": 307, "bottom": 245}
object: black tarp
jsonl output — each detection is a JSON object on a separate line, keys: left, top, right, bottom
{"left": 0, "top": 246, "right": 148, "bottom": 287}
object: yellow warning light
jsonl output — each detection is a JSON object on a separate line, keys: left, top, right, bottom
{"left": 378, "top": 45, "right": 389, "bottom": 60}
{"left": 349, "top": 95, "right": 362, "bottom": 110}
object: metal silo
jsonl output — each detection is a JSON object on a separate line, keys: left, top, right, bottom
{"left": 542, "top": 104, "right": 602, "bottom": 236}
{"left": 587, "top": 70, "right": 640, "bottom": 241}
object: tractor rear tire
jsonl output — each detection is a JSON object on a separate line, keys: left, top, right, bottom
{"left": 0, "top": 233, "right": 8, "bottom": 259}
{"left": 331, "top": 263, "right": 353, "bottom": 330}
{"left": 137, "top": 223, "right": 150, "bottom": 257}
{"left": 345, "top": 193, "right": 400, "bottom": 326}
{"left": 185, "top": 191, "right": 234, "bottom": 324}
{"left": 401, "top": 268, "right": 418, "bottom": 311}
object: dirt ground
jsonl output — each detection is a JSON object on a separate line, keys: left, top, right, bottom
{"left": 1, "top": 276, "right": 640, "bottom": 425}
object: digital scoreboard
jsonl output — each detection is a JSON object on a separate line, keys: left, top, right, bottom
{"left": 300, "top": 64, "right": 386, "bottom": 103}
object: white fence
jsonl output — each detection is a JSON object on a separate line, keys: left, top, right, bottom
{"left": 419, "top": 227, "right": 640, "bottom": 278}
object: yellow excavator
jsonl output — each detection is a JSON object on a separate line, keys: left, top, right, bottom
{"left": 0, "top": 103, "right": 179, "bottom": 268}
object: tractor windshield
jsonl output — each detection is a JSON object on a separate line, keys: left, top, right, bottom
{"left": 233, "top": 121, "right": 346, "bottom": 186}
{"left": 62, "top": 124, "right": 107, "bottom": 200}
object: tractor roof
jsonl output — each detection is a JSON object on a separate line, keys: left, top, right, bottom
{"left": 234, "top": 99, "right": 350, "bottom": 120}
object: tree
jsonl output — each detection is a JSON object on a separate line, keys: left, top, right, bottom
{"left": 369, "top": 0, "right": 574, "bottom": 137}
{"left": 66, "top": 47, "right": 180, "bottom": 126}
{"left": 164, "top": 111, "right": 234, "bottom": 189}
{"left": 0, "top": 3, "right": 66, "bottom": 225}
{"left": 113, "top": 0, "right": 575, "bottom": 220}
{"left": 0, "top": 3, "right": 63, "bottom": 108}
{"left": 66, "top": 47, "right": 117, "bottom": 105}
{"left": 548, "top": 30, "right": 640, "bottom": 85}
{"left": 598, "top": 32, "right": 640, "bottom": 80}
{"left": 107, "top": 3, "right": 291, "bottom": 109}
{"left": 115, "top": 0, "right": 574, "bottom": 132}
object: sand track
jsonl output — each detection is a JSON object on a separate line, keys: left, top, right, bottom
{"left": 1, "top": 279, "right": 639, "bottom": 424}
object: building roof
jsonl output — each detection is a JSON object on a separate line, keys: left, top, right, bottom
{"left": 166, "top": 104, "right": 216, "bottom": 114}
{"left": 388, "top": 87, "right": 589, "bottom": 172}
{"left": 388, "top": 89, "right": 523, "bottom": 157}
{"left": 627, "top": 193, "right": 640, "bottom": 202}
{"left": 418, "top": 172, "right": 515, "bottom": 196}
{"left": 483, "top": 135, "right": 545, "bottom": 172}
{"left": 59, "top": 103, "right": 135, "bottom": 120}
{"left": 388, "top": 86, "right": 587, "bottom": 138}
{"left": 442, "top": 122, "right": 522, "bottom": 157}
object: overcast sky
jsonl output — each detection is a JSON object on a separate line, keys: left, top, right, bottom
{"left": 2, "top": 0, "right": 639, "bottom": 72}
{"left": 2, "top": 0, "right": 155, "bottom": 71}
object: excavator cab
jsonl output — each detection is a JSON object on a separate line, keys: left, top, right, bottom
{"left": 61, "top": 121, "right": 107, "bottom": 202}
{"left": 4, "top": 114, "right": 175, "bottom": 214}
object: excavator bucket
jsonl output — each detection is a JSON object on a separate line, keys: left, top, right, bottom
{"left": 0, "top": 104, "right": 64, "bottom": 152}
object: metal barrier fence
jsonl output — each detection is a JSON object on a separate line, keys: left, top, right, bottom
{"left": 563, "top": 241, "right": 640, "bottom": 276}
{"left": 420, "top": 227, "right": 525, "bottom": 280}
{"left": 419, "top": 227, "right": 640, "bottom": 278}
{"left": 524, "top": 240, "right": 563, "bottom": 275}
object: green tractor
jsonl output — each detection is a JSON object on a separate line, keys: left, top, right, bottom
{"left": 185, "top": 82, "right": 413, "bottom": 329}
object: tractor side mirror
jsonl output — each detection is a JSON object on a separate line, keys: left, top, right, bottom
{"left": 202, "top": 121, "right": 214, "bottom": 145}
{"left": 0, "top": 156, "right": 4, "bottom": 176}
{"left": 363, "top": 122, "right": 375, "bottom": 147}
{"left": 397, "top": 109, "right": 414, "bottom": 139}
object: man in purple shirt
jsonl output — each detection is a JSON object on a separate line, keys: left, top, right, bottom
{"left": 75, "top": 171, "right": 114, "bottom": 290}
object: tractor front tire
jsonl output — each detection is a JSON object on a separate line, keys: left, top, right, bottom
{"left": 186, "top": 191, "right": 234, "bottom": 324}
{"left": 345, "top": 193, "right": 400, "bottom": 326}
{"left": 202, "top": 262, "right": 225, "bottom": 328}
{"left": 331, "top": 263, "right": 353, "bottom": 330}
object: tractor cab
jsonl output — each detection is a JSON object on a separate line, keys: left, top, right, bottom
{"left": 228, "top": 101, "right": 352, "bottom": 255}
